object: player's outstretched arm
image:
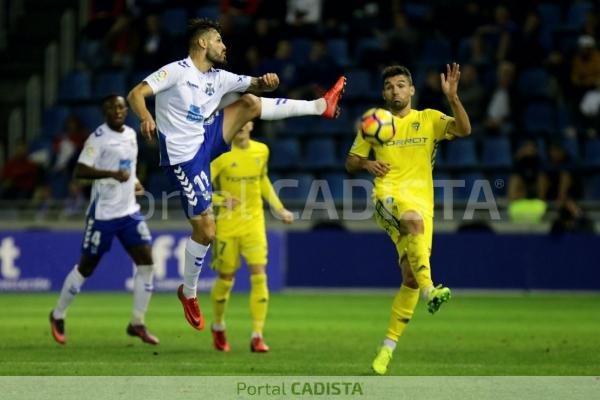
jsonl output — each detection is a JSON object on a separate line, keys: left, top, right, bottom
{"left": 345, "top": 154, "right": 390, "bottom": 177}
{"left": 440, "top": 63, "right": 472, "bottom": 137}
{"left": 74, "top": 163, "right": 129, "bottom": 182}
{"left": 247, "top": 73, "right": 280, "bottom": 93}
{"left": 127, "top": 82, "right": 157, "bottom": 141}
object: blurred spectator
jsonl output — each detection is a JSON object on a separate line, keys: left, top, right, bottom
{"left": 550, "top": 199, "right": 595, "bottom": 235}
{"left": 260, "top": 40, "right": 297, "bottom": 93}
{"left": 509, "top": 12, "right": 546, "bottom": 68}
{"left": 579, "top": 77, "right": 600, "bottom": 134}
{"left": 540, "top": 141, "right": 579, "bottom": 203}
{"left": 292, "top": 40, "right": 342, "bottom": 98}
{"left": 104, "top": 10, "right": 139, "bottom": 69}
{"left": 485, "top": 61, "right": 517, "bottom": 134}
{"left": 458, "top": 64, "right": 486, "bottom": 122}
{"left": 475, "top": 5, "right": 518, "bottom": 62}
{"left": 134, "top": 14, "right": 171, "bottom": 70}
{"left": 570, "top": 35, "right": 600, "bottom": 94}
{"left": 0, "top": 141, "right": 39, "bottom": 200}
{"left": 508, "top": 140, "right": 544, "bottom": 201}
{"left": 286, "top": 0, "right": 322, "bottom": 31}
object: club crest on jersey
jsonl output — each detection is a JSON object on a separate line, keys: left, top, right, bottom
{"left": 152, "top": 69, "right": 167, "bottom": 83}
{"left": 412, "top": 122, "right": 420, "bottom": 131}
{"left": 204, "top": 82, "right": 215, "bottom": 96}
{"left": 231, "top": 162, "right": 238, "bottom": 168}
{"left": 255, "top": 157, "right": 261, "bottom": 165}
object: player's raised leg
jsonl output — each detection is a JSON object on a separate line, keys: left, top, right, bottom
{"left": 221, "top": 75, "right": 347, "bottom": 144}
{"left": 125, "top": 244, "right": 159, "bottom": 345}
{"left": 50, "top": 256, "right": 99, "bottom": 344}
{"left": 249, "top": 264, "right": 270, "bottom": 353}
{"left": 372, "top": 257, "right": 419, "bottom": 375}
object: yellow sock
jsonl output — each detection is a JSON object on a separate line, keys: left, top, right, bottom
{"left": 211, "top": 277, "right": 234, "bottom": 325}
{"left": 250, "top": 273, "right": 269, "bottom": 334}
{"left": 406, "top": 233, "right": 433, "bottom": 289}
{"left": 386, "top": 285, "right": 420, "bottom": 342}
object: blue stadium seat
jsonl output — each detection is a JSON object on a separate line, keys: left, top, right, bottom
{"left": 420, "top": 38, "right": 451, "bottom": 67}
{"left": 291, "top": 38, "right": 312, "bottom": 64}
{"left": 584, "top": 174, "right": 600, "bottom": 200}
{"left": 279, "top": 173, "right": 314, "bottom": 202}
{"left": 41, "top": 106, "right": 70, "bottom": 137}
{"left": 196, "top": 5, "right": 219, "bottom": 20}
{"left": 94, "top": 71, "right": 126, "bottom": 98}
{"left": 73, "top": 106, "right": 103, "bottom": 130}
{"left": 518, "top": 68, "right": 550, "bottom": 99}
{"left": 433, "top": 172, "right": 450, "bottom": 202}
{"left": 128, "top": 70, "right": 153, "bottom": 88}
{"left": 523, "top": 102, "right": 557, "bottom": 134}
{"left": 305, "top": 138, "right": 337, "bottom": 168}
{"left": 567, "top": 2, "right": 593, "bottom": 29}
{"left": 326, "top": 39, "right": 350, "bottom": 66}
{"left": 58, "top": 71, "right": 91, "bottom": 102}
{"left": 268, "top": 138, "right": 301, "bottom": 169}
{"left": 481, "top": 137, "right": 512, "bottom": 168}
{"left": 584, "top": 138, "right": 600, "bottom": 167}
{"left": 562, "top": 137, "right": 580, "bottom": 160}
{"left": 338, "top": 137, "right": 357, "bottom": 163}
{"left": 161, "top": 8, "right": 188, "bottom": 36}
{"left": 283, "top": 117, "right": 319, "bottom": 136}
{"left": 444, "top": 139, "right": 478, "bottom": 168}
{"left": 537, "top": 3, "right": 562, "bottom": 30}
{"left": 323, "top": 172, "right": 348, "bottom": 202}
{"left": 315, "top": 113, "right": 353, "bottom": 134}
{"left": 344, "top": 69, "right": 373, "bottom": 99}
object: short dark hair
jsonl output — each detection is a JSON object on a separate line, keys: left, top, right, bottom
{"left": 382, "top": 65, "right": 413, "bottom": 85}
{"left": 100, "top": 94, "right": 124, "bottom": 109}
{"left": 187, "top": 18, "right": 221, "bottom": 51}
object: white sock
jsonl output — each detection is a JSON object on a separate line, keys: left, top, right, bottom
{"left": 251, "top": 331, "right": 262, "bottom": 339}
{"left": 182, "top": 238, "right": 210, "bottom": 298}
{"left": 259, "top": 97, "right": 326, "bottom": 120}
{"left": 53, "top": 265, "right": 86, "bottom": 319}
{"left": 131, "top": 265, "right": 154, "bottom": 325}
{"left": 212, "top": 322, "right": 226, "bottom": 332}
{"left": 421, "top": 285, "right": 435, "bottom": 300}
{"left": 383, "top": 338, "right": 397, "bottom": 351}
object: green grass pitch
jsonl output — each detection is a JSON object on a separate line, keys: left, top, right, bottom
{"left": 1, "top": 292, "right": 599, "bottom": 376}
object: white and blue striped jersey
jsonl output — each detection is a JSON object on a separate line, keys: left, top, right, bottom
{"left": 144, "top": 57, "right": 251, "bottom": 166}
{"left": 78, "top": 123, "right": 140, "bottom": 220}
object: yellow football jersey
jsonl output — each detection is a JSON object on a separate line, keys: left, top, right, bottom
{"left": 211, "top": 140, "right": 283, "bottom": 236}
{"left": 349, "top": 108, "right": 455, "bottom": 216}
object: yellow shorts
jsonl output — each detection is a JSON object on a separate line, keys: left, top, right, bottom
{"left": 211, "top": 230, "right": 268, "bottom": 274}
{"left": 374, "top": 197, "right": 433, "bottom": 262}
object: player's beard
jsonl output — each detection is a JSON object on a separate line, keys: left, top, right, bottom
{"left": 388, "top": 99, "right": 408, "bottom": 113}
{"left": 207, "top": 48, "right": 227, "bottom": 66}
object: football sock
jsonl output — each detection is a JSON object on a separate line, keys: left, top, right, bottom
{"left": 406, "top": 233, "right": 433, "bottom": 289}
{"left": 53, "top": 265, "right": 86, "bottom": 319}
{"left": 385, "top": 285, "right": 420, "bottom": 343}
{"left": 251, "top": 331, "right": 262, "bottom": 339}
{"left": 182, "top": 238, "right": 210, "bottom": 298}
{"left": 260, "top": 97, "right": 326, "bottom": 120}
{"left": 249, "top": 273, "right": 269, "bottom": 334}
{"left": 383, "top": 338, "right": 397, "bottom": 351}
{"left": 131, "top": 265, "right": 154, "bottom": 325}
{"left": 211, "top": 277, "right": 234, "bottom": 326}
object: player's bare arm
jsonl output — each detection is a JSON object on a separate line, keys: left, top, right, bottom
{"left": 440, "top": 63, "right": 472, "bottom": 137}
{"left": 74, "top": 163, "right": 130, "bottom": 182}
{"left": 247, "top": 73, "right": 280, "bottom": 93}
{"left": 127, "top": 82, "right": 156, "bottom": 141}
{"left": 345, "top": 154, "right": 390, "bottom": 177}
{"left": 134, "top": 179, "right": 145, "bottom": 195}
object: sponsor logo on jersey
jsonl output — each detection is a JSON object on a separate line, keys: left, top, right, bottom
{"left": 186, "top": 105, "right": 204, "bottom": 123}
{"left": 152, "top": 69, "right": 168, "bottom": 83}
{"left": 385, "top": 137, "right": 428, "bottom": 147}
{"left": 186, "top": 81, "right": 199, "bottom": 89}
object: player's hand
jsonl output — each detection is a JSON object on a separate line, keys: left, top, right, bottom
{"left": 223, "top": 196, "right": 240, "bottom": 210}
{"left": 441, "top": 63, "right": 461, "bottom": 98}
{"left": 140, "top": 117, "right": 156, "bottom": 142}
{"left": 134, "top": 181, "right": 145, "bottom": 195}
{"left": 113, "top": 169, "right": 130, "bottom": 182}
{"left": 365, "top": 160, "right": 391, "bottom": 177}
{"left": 259, "top": 73, "right": 279, "bottom": 91}
{"left": 277, "top": 208, "right": 294, "bottom": 224}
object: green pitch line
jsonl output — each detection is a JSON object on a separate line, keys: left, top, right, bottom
{"left": 0, "top": 292, "right": 598, "bottom": 376}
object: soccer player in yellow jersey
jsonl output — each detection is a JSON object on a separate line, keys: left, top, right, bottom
{"left": 346, "top": 64, "right": 472, "bottom": 375}
{"left": 209, "top": 121, "right": 293, "bottom": 352}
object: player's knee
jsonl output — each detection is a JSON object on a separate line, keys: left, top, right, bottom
{"left": 219, "top": 273, "right": 235, "bottom": 281}
{"left": 239, "top": 93, "right": 261, "bottom": 118}
{"left": 402, "top": 212, "right": 424, "bottom": 235}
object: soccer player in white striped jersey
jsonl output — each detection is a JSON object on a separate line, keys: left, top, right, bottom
{"left": 127, "top": 18, "right": 346, "bottom": 331}
{"left": 49, "top": 95, "right": 158, "bottom": 346}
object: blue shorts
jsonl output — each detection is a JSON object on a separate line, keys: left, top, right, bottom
{"left": 164, "top": 110, "right": 231, "bottom": 218}
{"left": 81, "top": 210, "right": 152, "bottom": 258}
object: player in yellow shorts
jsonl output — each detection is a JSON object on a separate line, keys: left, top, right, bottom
{"left": 346, "top": 64, "right": 472, "bottom": 374}
{"left": 210, "top": 121, "right": 293, "bottom": 352}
